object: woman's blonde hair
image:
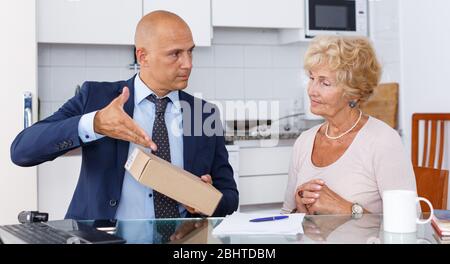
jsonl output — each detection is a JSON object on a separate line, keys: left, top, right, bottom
{"left": 304, "top": 35, "right": 381, "bottom": 103}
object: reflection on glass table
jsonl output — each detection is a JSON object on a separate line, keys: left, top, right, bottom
{"left": 81, "top": 214, "right": 438, "bottom": 244}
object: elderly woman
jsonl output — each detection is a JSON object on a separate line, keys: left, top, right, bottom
{"left": 282, "top": 36, "right": 417, "bottom": 216}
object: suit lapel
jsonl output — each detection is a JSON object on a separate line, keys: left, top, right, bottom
{"left": 116, "top": 76, "right": 136, "bottom": 184}
{"left": 179, "top": 91, "right": 196, "bottom": 173}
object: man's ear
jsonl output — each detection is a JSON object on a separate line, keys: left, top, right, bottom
{"left": 136, "top": 48, "right": 148, "bottom": 66}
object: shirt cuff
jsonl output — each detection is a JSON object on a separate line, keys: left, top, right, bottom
{"left": 78, "top": 111, "right": 105, "bottom": 143}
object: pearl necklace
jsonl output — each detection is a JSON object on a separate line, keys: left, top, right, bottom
{"left": 325, "top": 110, "right": 363, "bottom": 140}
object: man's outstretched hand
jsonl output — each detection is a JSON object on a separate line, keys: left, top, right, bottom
{"left": 184, "top": 175, "right": 213, "bottom": 215}
{"left": 94, "top": 86, "right": 157, "bottom": 150}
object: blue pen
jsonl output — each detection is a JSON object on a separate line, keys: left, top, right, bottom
{"left": 249, "top": 215, "right": 289, "bottom": 222}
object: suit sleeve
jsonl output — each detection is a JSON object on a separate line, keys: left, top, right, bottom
{"left": 209, "top": 107, "right": 239, "bottom": 217}
{"left": 10, "top": 82, "right": 92, "bottom": 167}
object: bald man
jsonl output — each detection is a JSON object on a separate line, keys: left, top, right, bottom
{"left": 11, "top": 11, "right": 238, "bottom": 220}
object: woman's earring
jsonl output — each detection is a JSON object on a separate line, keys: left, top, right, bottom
{"left": 349, "top": 101, "right": 357, "bottom": 108}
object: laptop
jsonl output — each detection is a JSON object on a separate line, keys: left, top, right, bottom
{"left": 0, "top": 219, "right": 126, "bottom": 244}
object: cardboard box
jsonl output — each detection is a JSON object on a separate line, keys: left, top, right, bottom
{"left": 125, "top": 148, "right": 223, "bottom": 216}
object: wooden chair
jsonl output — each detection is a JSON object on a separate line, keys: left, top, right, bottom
{"left": 414, "top": 166, "right": 448, "bottom": 212}
{"left": 412, "top": 113, "right": 450, "bottom": 170}
{"left": 412, "top": 113, "right": 450, "bottom": 211}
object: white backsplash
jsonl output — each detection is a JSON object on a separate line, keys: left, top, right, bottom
{"left": 38, "top": 44, "right": 136, "bottom": 119}
{"left": 38, "top": 28, "right": 308, "bottom": 123}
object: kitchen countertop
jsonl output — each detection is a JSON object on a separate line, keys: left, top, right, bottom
{"left": 64, "top": 131, "right": 303, "bottom": 157}
{"left": 224, "top": 131, "right": 303, "bottom": 148}
{"left": 225, "top": 131, "right": 302, "bottom": 142}
{"left": 231, "top": 138, "right": 297, "bottom": 148}
{"left": 224, "top": 119, "right": 323, "bottom": 147}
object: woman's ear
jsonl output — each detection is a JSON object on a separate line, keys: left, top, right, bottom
{"left": 343, "top": 93, "right": 359, "bottom": 108}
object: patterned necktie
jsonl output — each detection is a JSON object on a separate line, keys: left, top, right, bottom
{"left": 154, "top": 220, "right": 180, "bottom": 244}
{"left": 147, "top": 94, "right": 180, "bottom": 219}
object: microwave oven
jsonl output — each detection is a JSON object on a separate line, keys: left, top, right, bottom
{"left": 305, "top": 0, "right": 368, "bottom": 38}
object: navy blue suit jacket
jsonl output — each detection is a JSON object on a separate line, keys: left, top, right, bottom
{"left": 11, "top": 76, "right": 238, "bottom": 220}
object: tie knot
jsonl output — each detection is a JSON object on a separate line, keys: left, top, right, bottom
{"left": 147, "top": 94, "right": 171, "bottom": 114}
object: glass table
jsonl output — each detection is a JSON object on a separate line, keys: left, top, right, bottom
{"left": 82, "top": 214, "right": 439, "bottom": 244}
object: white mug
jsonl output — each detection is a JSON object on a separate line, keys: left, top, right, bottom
{"left": 382, "top": 190, "right": 433, "bottom": 233}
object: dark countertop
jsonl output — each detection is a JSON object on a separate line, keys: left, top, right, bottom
{"left": 225, "top": 131, "right": 302, "bottom": 143}
{"left": 64, "top": 131, "right": 304, "bottom": 157}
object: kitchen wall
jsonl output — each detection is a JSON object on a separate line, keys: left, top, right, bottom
{"left": 398, "top": 0, "right": 450, "bottom": 155}
{"left": 38, "top": 29, "right": 308, "bottom": 123}
{"left": 38, "top": 3, "right": 402, "bottom": 125}
{"left": 187, "top": 28, "right": 308, "bottom": 121}
{"left": 398, "top": 0, "right": 450, "bottom": 208}
{"left": 38, "top": 44, "right": 136, "bottom": 119}
{"left": 369, "top": 0, "right": 401, "bottom": 85}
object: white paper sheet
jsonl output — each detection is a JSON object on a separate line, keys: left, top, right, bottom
{"left": 212, "top": 212, "right": 305, "bottom": 236}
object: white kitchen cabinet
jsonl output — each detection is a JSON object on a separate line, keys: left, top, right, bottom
{"left": 239, "top": 174, "right": 288, "bottom": 205}
{"left": 143, "top": 0, "right": 212, "bottom": 46}
{"left": 239, "top": 146, "right": 291, "bottom": 176}
{"left": 212, "top": 0, "right": 304, "bottom": 29}
{"left": 226, "top": 145, "right": 240, "bottom": 211}
{"left": 238, "top": 146, "right": 292, "bottom": 205}
{"left": 226, "top": 145, "right": 240, "bottom": 189}
{"left": 38, "top": 0, "right": 142, "bottom": 45}
{"left": 38, "top": 155, "right": 81, "bottom": 220}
